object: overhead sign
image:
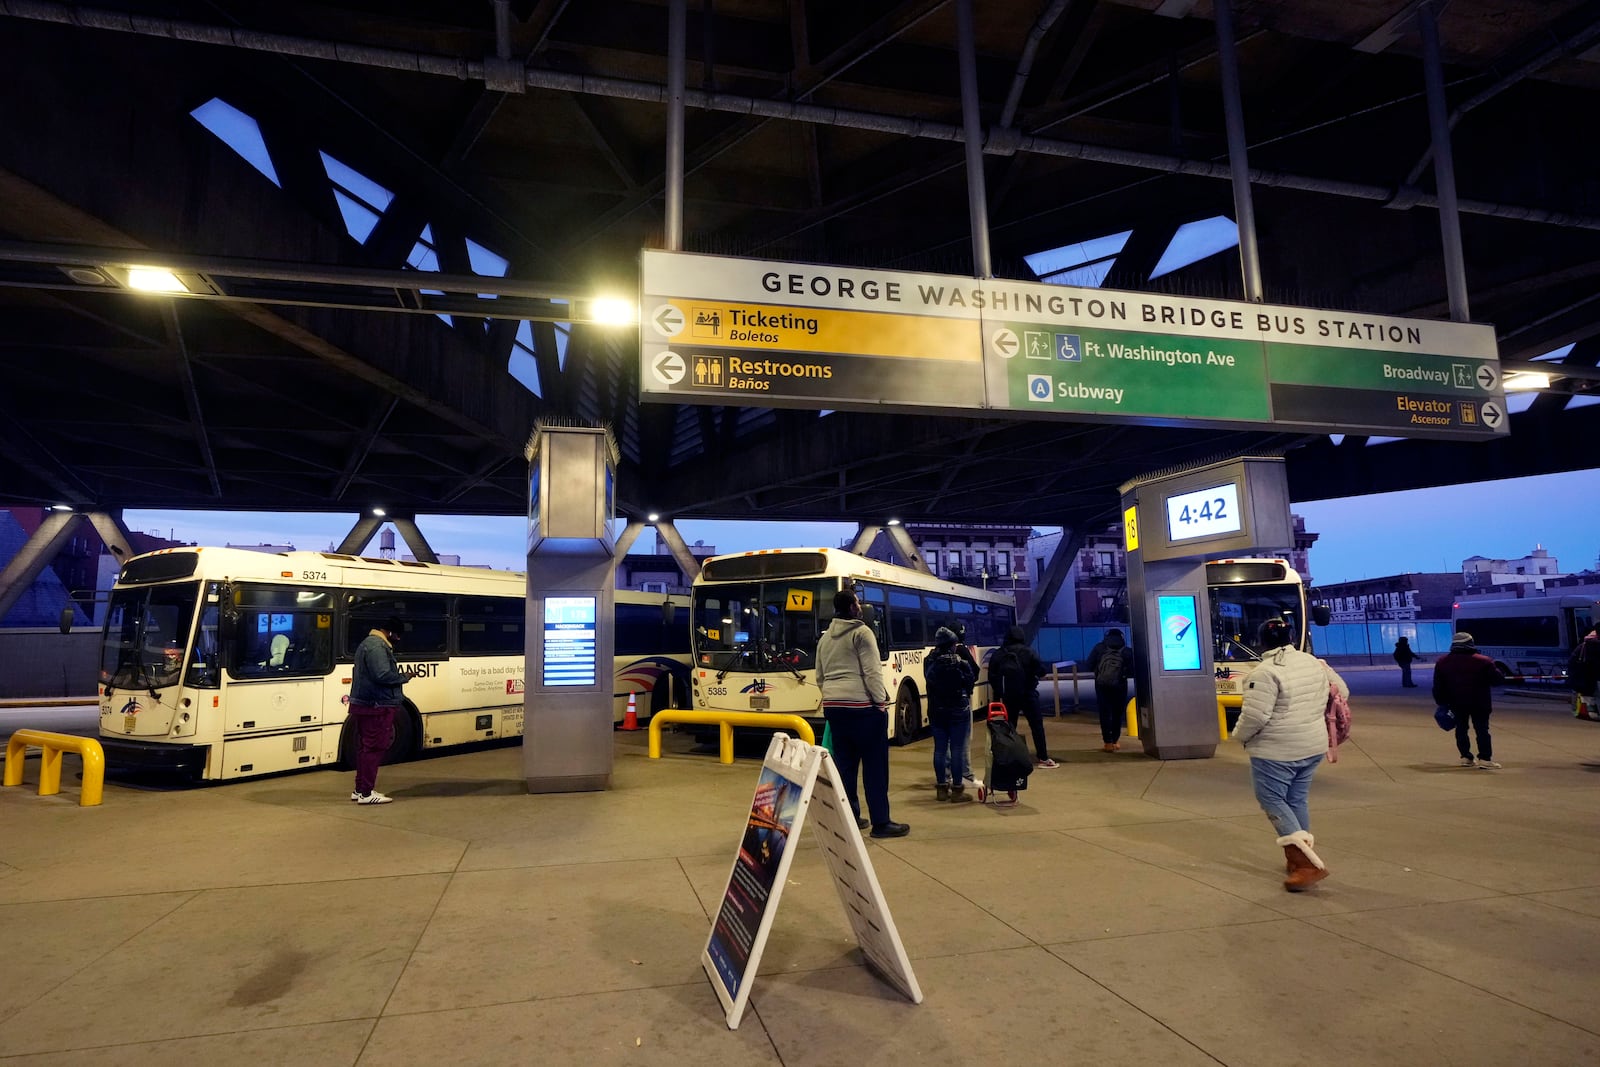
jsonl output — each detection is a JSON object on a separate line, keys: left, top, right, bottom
{"left": 639, "top": 251, "right": 1506, "bottom": 439}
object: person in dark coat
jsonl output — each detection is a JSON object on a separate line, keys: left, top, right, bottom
{"left": 1086, "top": 628, "right": 1133, "bottom": 751}
{"left": 989, "top": 625, "right": 1056, "bottom": 768}
{"left": 924, "top": 627, "right": 978, "bottom": 802}
{"left": 1393, "top": 636, "right": 1420, "bottom": 687}
{"left": 1432, "top": 631, "right": 1502, "bottom": 769}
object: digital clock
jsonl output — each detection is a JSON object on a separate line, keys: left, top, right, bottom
{"left": 1164, "top": 482, "right": 1242, "bottom": 542}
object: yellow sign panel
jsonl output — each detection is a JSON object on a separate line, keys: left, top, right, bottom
{"left": 786, "top": 589, "right": 814, "bottom": 612}
{"left": 707, "top": 628, "right": 721, "bottom": 642}
{"left": 1123, "top": 505, "right": 1139, "bottom": 552}
{"left": 664, "top": 301, "right": 977, "bottom": 362}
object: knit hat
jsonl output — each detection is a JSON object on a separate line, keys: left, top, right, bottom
{"left": 1451, "top": 631, "right": 1474, "bottom": 646}
{"left": 934, "top": 626, "right": 958, "bottom": 648}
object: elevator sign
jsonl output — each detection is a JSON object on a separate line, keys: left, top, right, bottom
{"left": 639, "top": 251, "right": 1506, "bottom": 440}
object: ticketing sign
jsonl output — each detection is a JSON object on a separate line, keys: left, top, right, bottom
{"left": 639, "top": 251, "right": 1506, "bottom": 440}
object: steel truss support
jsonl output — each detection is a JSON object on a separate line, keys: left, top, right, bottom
{"left": 0, "top": 510, "right": 85, "bottom": 624}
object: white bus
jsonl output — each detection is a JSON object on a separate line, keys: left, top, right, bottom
{"left": 1209, "top": 558, "right": 1328, "bottom": 714}
{"left": 94, "top": 547, "right": 690, "bottom": 781}
{"left": 1451, "top": 595, "right": 1598, "bottom": 684}
{"left": 689, "top": 547, "right": 1017, "bottom": 743}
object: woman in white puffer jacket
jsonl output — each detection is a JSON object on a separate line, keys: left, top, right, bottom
{"left": 1232, "top": 617, "right": 1349, "bottom": 892}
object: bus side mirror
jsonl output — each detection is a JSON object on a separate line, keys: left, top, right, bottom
{"left": 860, "top": 604, "right": 878, "bottom": 627}
{"left": 1312, "top": 605, "right": 1331, "bottom": 627}
{"left": 58, "top": 606, "right": 74, "bottom": 634}
{"left": 661, "top": 600, "right": 676, "bottom": 626}
{"left": 218, "top": 608, "right": 239, "bottom": 644}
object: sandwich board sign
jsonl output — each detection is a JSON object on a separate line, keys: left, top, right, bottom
{"left": 701, "top": 732, "right": 922, "bottom": 1029}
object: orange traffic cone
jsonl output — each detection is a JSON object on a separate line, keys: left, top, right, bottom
{"left": 621, "top": 692, "right": 640, "bottom": 731}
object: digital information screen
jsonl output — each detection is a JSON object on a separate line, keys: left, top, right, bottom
{"left": 1157, "top": 594, "right": 1201, "bottom": 671}
{"left": 543, "top": 596, "right": 598, "bottom": 687}
{"left": 1164, "top": 482, "right": 1242, "bottom": 543}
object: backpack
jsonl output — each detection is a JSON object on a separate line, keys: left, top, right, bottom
{"left": 1569, "top": 642, "right": 1598, "bottom": 696}
{"left": 1325, "top": 673, "right": 1352, "bottom": 760}
{"left": 1095, "top": 646, "right": 1124, "bottom": 687}
{"left": 988, "top": 647, "right": 1029, "bottom": 703}
{"left": 925, "top": 649, "right": 973, "bottom": 709}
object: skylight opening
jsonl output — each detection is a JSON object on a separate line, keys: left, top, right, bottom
{"left": 1531, "top": 343, "right": 1574, "bottom": 362}
{"left": 1025, "top": 230, "right": 1132, "bottom": 289}
{"left": 319, "top": 152, "right": 393, "bottom": 246}
{"left": 1363, "top": 437, "right": 1404, "bottom": 446}
{"left": 1505, "top": 391, "right": 1538, "bottom": 415}
{"left": 404, "top": 224, "right": 451, "bottom": 325}
{"left": 465, "top": 238, "right": 507, "bottom": 301}
{"left": 555, "top": 324, "right": 570, "bottom": 371}
{"left": 1566, "top": 394, "right": 1600, "bottom": 409}
{"left": 509, "top": 321, "right": 542, "bottom": 396}
{"left": 1149, "top": 216, "right": 1240, "bottom": 279}
{"left": 190, "top": 98, "right": 281, "bottom": 187}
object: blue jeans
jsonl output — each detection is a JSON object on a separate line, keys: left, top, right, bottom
{"left": 930, "top": 712, "right": 972, "bottom": 785}
{"left": 1249, "top": 754, "right": 1323, "bottom": 837}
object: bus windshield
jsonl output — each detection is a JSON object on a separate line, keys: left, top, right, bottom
{"left": 692, "top": 579, "right": 834, "bottom": 674}
{"left": 1210, "top": 584, "right": 1305, "bottom": 662}
{"left": 101, "top": 581, "right": 201, "bottom": 690}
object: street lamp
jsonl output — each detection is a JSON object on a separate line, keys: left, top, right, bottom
{"left": 981, "top": 567, "right": 990, "bottom": 590}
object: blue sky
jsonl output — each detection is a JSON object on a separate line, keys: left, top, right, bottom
{"left": 124, "top": 467, "right": 1597, "bottom": 584}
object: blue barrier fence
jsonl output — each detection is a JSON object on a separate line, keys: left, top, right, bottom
{"left": 1035, "top": 620, "right": 1455, "bottom": 666}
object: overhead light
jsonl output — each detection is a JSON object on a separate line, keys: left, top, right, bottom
{"left": 588, "top": 297, "right": 637, "bottom": 326}
{"left": 61, "top": 267, "right": 111, "bottom": 286}
{"left": 1502, "top": 371, "right": 1552, "bottom": 392}
{"left": 126, "top": 267, "right": 190, "bottom": 293}
{"left": 372, "top": 507, "right": 387, "bottom": 517}
{"left": 887, "top": 518, "right": 901, "bottom": 526}
{"left": 647, "top": 512, "right": 660, "bottom": 522}
{"left": 49, "top": 504, "right": 74, "bottom": 512}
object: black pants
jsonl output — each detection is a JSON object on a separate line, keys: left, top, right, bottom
{"left": 1004, "top": 697, "right": 1049, "bottom": 761}
{"left": 1454, "top": 707, "right": 1492, "bottom": 760}
{"left": 824, "top": 707, "right": 891, "bottom": 827}
{"left": 1094, "top": 682, "right": 1127, "bottom": 744}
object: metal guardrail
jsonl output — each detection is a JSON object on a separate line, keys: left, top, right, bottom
{"left": 647, "top": 709, "right": 816, "bottom": 764}
{"left": 3, "top": 729, "right": 106, "bottom": 806}
{"left": 1123, "top": 697, "right": 1233, "bottom": 743}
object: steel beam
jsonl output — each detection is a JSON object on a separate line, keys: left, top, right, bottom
{"left": 0, "top": 510, "right": 85, "bottom": 624}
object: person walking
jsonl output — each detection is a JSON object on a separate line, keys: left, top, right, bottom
{"left": 1232, "top": 616, "right": 1348, "bottom": 892}
{"left": 924, "top": 627, "right": 978, "bottom": 803}
{"left": 1086, "top": 628, "right": 1133, "bottom": 751}
{"left": 348, "top": 615, "right": 407, "bottom": 805}
{"left": 989, "top": 625, "right": 1057, "bottom": 768}
{"left": 1433, "top": 631, "right": 1502, "bottom": 768}
{"left": 815, "top": 589, "right": 909, "bottom": 838}
{"left": 1393, "top": 636, "right": 1420, "bottom": 687}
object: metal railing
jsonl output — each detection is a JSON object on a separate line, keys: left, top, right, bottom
{"left": 4, "top": 729, "right": 106, "bottom": 806}
{"left": 647, "top": 710, "right": 816, "bottom": 764}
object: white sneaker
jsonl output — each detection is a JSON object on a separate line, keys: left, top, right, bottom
{"left": 350, "top": 791, "right": 361, "bottom": 802}
{"left": 1459, "top": 757, "right": 1476, "bottom": 768}
{"left": 1476, "top": 759, "right": 1501, "bottom": 770}
{"left": 355, "top": 791, "right": 393, "bottom": 805}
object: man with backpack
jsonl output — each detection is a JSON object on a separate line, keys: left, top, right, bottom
{"left": 988, "top": 626, "right": 1057, "bottom": 768}
{"left": 925, "top": 627, "right": 978, "bottom": 802}
{"left": 1087, "top": 628, "right": 1133, "bottom": 752}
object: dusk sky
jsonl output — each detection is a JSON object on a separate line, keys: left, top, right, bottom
{"left": 124, "top": 467, "right": 1598, "bottom": 588}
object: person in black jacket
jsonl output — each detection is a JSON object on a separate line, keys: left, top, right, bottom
{"left": 1087, "top": 628, "right": 1133, "bottom": 752}
{"left": 925, "top": 627, "right": 978, "bottom": 802}
{"left": 1393, "top": 636, "right": 1420, "bottom": 688}
{"left": 1432, "top": 631, "right": 1502, "bottom": 769}
{"left": 989, "top": 626, "right": 1056, "bottom": 768}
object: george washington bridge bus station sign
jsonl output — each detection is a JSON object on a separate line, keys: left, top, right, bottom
{"left": 638, "top": 250, "right": 1507, "bottom": 440}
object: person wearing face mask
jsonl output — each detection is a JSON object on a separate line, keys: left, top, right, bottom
{"left": 347, "top": 615, "right": 407, "bottom": 805}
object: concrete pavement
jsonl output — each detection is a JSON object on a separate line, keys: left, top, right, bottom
{"left": 2, "top": 674, "right": 1598, "bottom": 1066}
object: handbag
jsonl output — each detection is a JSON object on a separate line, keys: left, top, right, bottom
{"left": 1433, "top": 705, "right": 1456, "bottom": 731}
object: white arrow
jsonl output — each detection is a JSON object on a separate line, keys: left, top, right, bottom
{"left": 1480, "top": 401, "right": 1504, "bottom": 429}
{"left": 1476, "top": 364, "right": 1498, "bottom": 390}
{"left": 651, "top": 304, "right": 685, "bottom": 338}
{"left": 991, "top": 328, "right": 1019, "bottom": 357}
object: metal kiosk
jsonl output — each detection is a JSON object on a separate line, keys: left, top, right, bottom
{"left": 1121, "top": 456, "right": 1295, "bottom": 760}
{"left": 524, "top": 425, "right": 618, "bottom": 793}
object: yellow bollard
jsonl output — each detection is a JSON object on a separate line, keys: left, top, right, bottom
{"left": 1125, "top": 697, "right": 1138, "bottom": 739}
{"left": 646, "top": 709, "right": 816, "bottom": 764}
{"left": 4, "top": 729, "right": 105, "bottom": 806}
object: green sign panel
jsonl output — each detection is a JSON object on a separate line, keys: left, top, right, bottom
{"left": 639, "top": 252, "right": 1507, "bottom": 439}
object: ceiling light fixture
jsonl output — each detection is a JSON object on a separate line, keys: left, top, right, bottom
{"left": 126, "top": 267, "right": 190, "bottom": 293}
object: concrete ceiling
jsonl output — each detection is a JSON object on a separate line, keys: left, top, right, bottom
{"left": 0, "top": 0, "right": 1596, "bottom": 534}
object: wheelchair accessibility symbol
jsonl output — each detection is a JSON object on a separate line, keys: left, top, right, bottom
{"left": 1056, "top": 333, "right": 1082, "bottom": 361}
{"left": 1027, "top": 374, "right": 1053, "bottom": 402}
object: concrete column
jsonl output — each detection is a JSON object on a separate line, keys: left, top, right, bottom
{"left": 884, "top": 526, "right": 932, "bottom": 575}
{"left": 84, "top": 511, "right": 135, "bottom": 564}
{"left": 1020, "top": 527, "right": 1083, "bottom": 632}
{"left": 850, "top": 524, "right": 883, "bottom": 555}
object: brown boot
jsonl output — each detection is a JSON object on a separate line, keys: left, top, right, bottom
{"left": 948, "top": 785, "right": 974, "bottom": 804}
{"left": 1276, "top": 832, "right": 1328, "bottom": 892}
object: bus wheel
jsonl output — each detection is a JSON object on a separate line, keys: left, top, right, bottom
{"left": 383, "top": 703, "right": 419, "bottom": 765}
{"left": 893, "top": 685, "right": 921, "bottom": 745}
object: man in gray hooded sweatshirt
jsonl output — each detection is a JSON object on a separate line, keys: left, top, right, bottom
{"left": 814, "top": 588, "right": 909, "bottom": 838}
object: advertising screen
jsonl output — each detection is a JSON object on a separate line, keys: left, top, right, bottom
{"left": 1157, "top": 594, "right": 1201, "bottom": 671}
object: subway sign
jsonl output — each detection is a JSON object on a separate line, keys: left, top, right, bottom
{"left": 638, "top": 251, "right": 1506, "bottom": 439}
